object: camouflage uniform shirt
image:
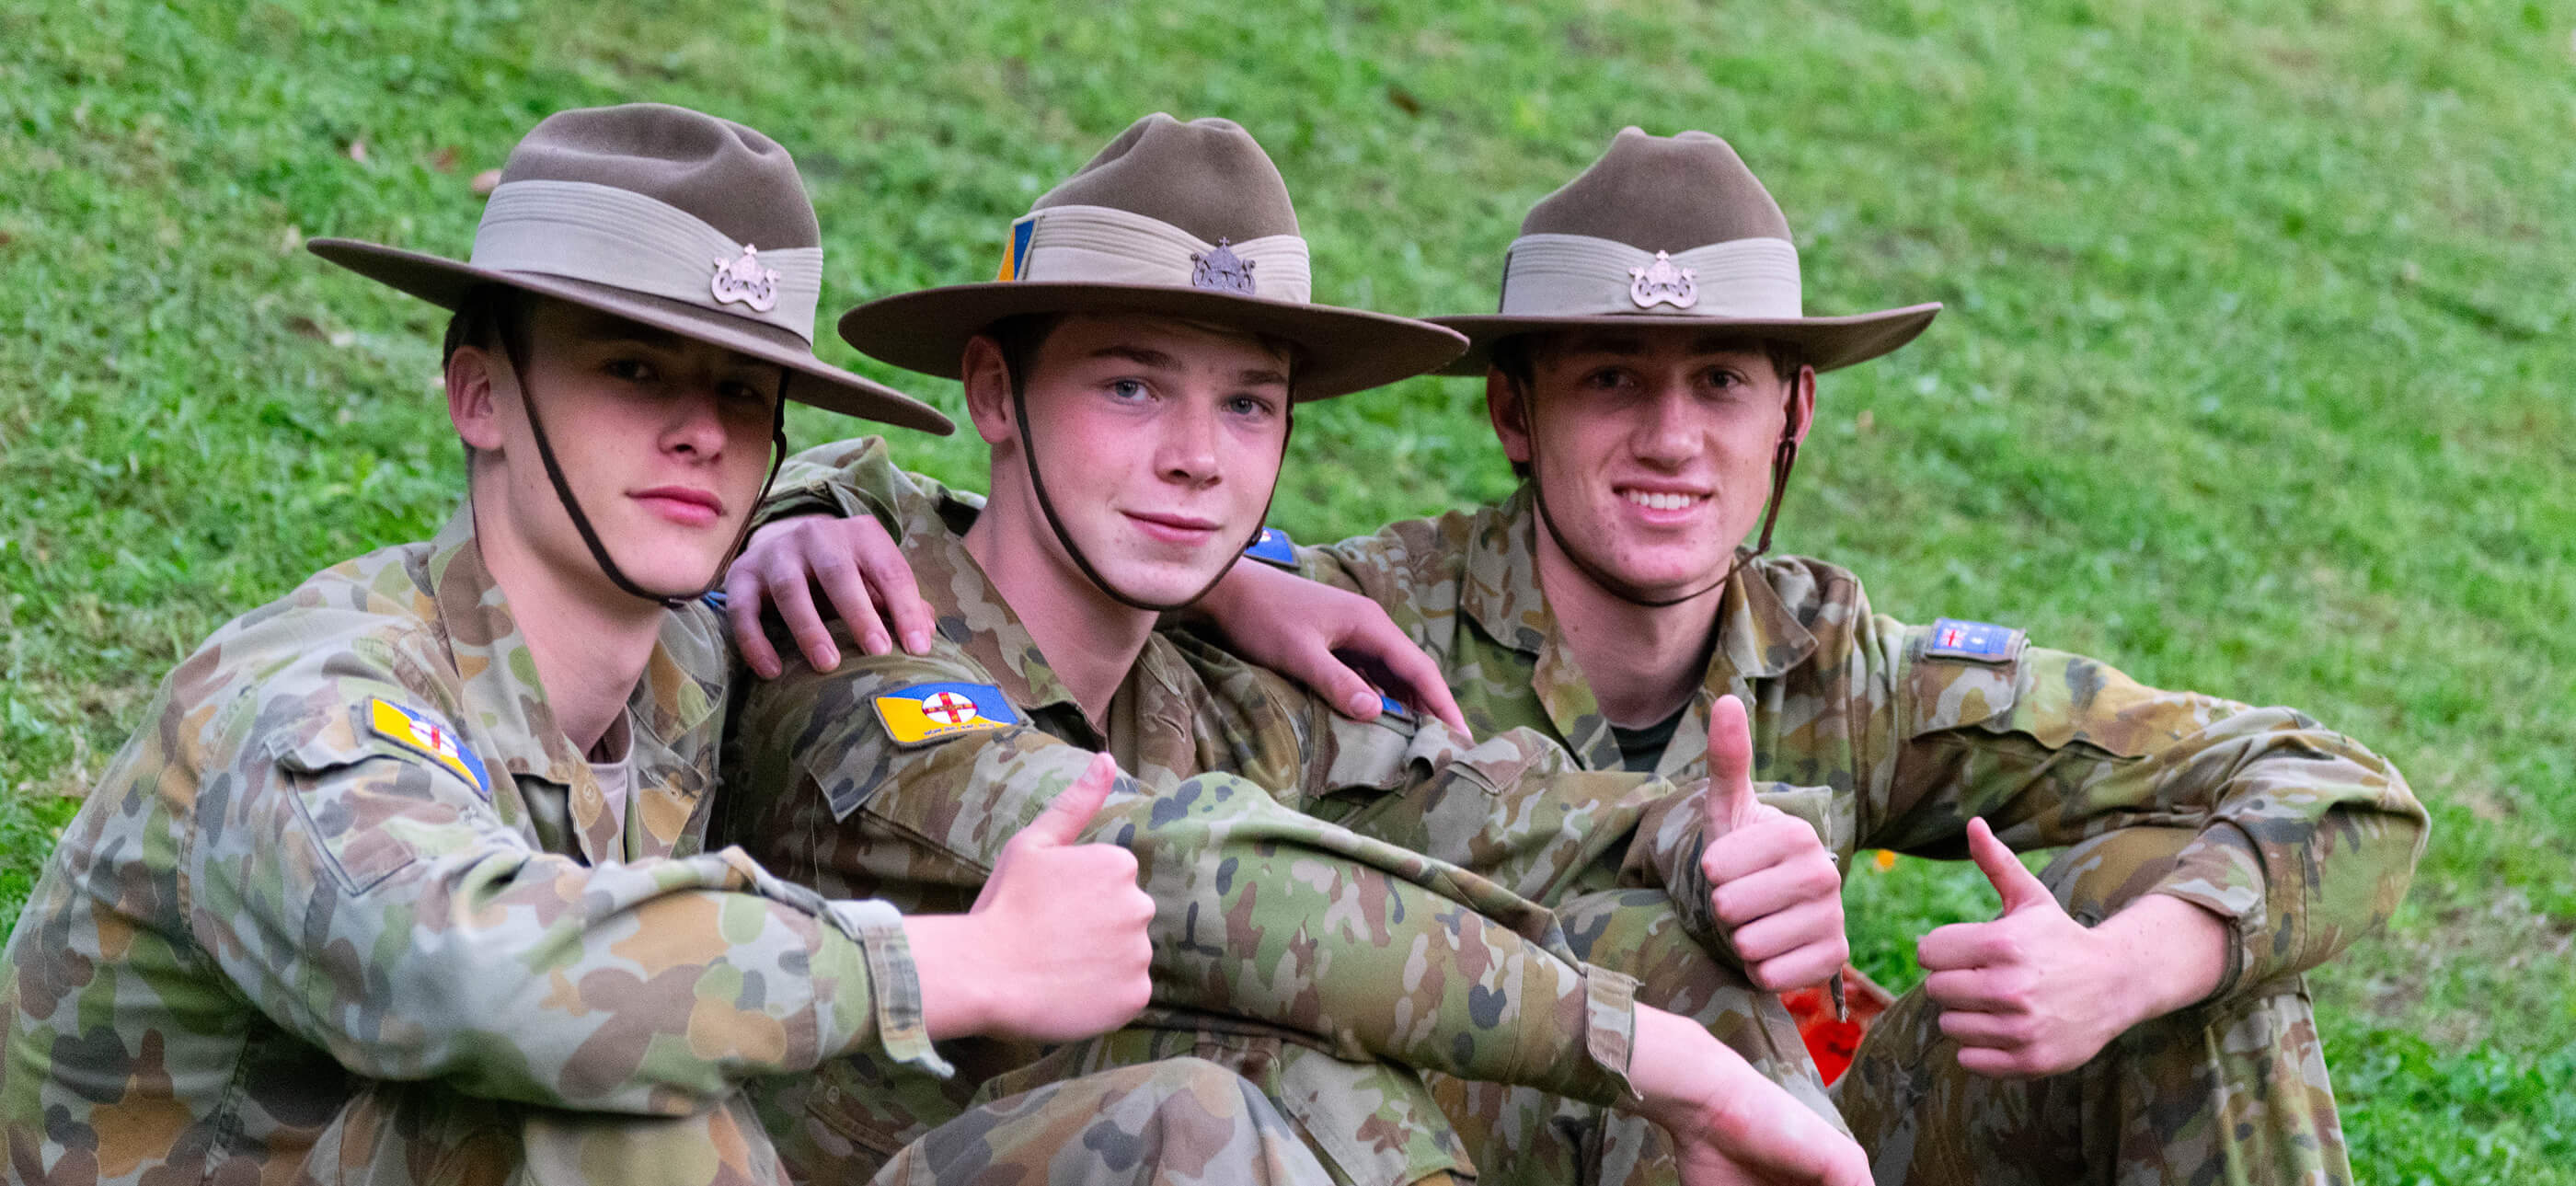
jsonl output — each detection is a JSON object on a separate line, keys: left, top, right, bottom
{"left": 1292, "top": 487, "right": 2428, "bottom": 999}
{"left": 729, "top": 442, "right": 1672, "bottom": 1185}
{"left": 0, "top": 507, "right": 949, "bottom": 1186}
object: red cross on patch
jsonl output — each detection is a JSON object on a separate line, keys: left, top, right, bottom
{"left": 921, "top": 691, "right": 978, "bottom": 725}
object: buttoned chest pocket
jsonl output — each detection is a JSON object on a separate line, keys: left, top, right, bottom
{"left": 268, "top": 726, "right": 510, "bottom": 895}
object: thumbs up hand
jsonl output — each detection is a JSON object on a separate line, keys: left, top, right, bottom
{"left": 912, "top": 754, "right": 1158, "bottom": 1044}
{"left": 1696, "top": 697, "right": 1848, "bottom": 994}
{"left": 1915, "top": 817, "right": 2133, "bottom": 1079}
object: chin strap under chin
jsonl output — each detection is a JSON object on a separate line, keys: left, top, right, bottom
{"left": 1011, "top": 380, "right": 1291, "bottom": 614}
{"left": 1527, "top": 395, "right": 1800, "bottom": 610}
{"left": 497, "top": 330, "right": 788, "bottom": 610}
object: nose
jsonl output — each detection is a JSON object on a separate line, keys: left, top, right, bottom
{"left": 1156, "top": 396, "right": 1221, "bottom": 488}
{"left": 661, "top": 386, "right": 732, "bottom": 463}
{"left": 1629, "top": 377, "right": 1698, "bottom": 466}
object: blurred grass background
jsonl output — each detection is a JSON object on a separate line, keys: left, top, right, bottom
{"left": 3, "top": 0, "right": 2570, "bottom": 1178}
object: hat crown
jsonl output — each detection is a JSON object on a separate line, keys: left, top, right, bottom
{"left": 498, "top": 103, "right": 819, "bottom": 253}
{"left": 1031, "top": 114, "right": 1302, "bottom": 243}
{"left": 1520, "top": 128, "right": 1790, "bottom": 252}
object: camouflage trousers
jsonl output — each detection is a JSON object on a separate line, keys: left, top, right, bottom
{"left": 292, "top": 1058, "right": 1331, "bottom": 1186}
{"left": 1834, "top": 828, "right": 2352, "bottom": 1186}
{"left": 1424, "top": 889, "right": 1847, "bottom": 1186}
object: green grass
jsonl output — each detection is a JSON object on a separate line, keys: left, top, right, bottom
{"left": 5, "top": 0, "right": 2570, "bottom": 1178}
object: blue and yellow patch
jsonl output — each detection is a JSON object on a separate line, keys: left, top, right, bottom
{"left": 367, "top": 697, "right": 491, "bottom": 799}
{"left": 998, "top": 214, "right": 1039, "bottom": 282}
{"left": 1924, "top": 617, "right": 2023, "bottom": 664}
{"left": 1242, "top": 525, "right": 1297, "bottom": 569}
{"left": 873, "top": 682, "right": 1023, "bottom": 746}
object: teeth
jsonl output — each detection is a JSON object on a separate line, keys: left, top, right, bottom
{"left": 1622, "top": 490, "right": 1702, "bottom": 512}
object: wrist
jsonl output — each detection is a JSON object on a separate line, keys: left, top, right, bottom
{"left": 2096, "top": 895, "right": 2229, "bottom": 1022}
{"left": 1622, "top": 1007, "right": 1739, "bottom": 1123}
{"left": 900, "top": 914, "right": 997, "bottom": 1041}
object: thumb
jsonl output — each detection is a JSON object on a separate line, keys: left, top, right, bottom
{"left": 1704, "top": 696, "right": 1759, "bottom": 830}
{"left": 1018, "top": 753, "right": 1121, "bottom": 848}
{"left": 1966, "top": 816, "right": 2052, "bottom": 915}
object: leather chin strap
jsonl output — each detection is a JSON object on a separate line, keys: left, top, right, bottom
{"left": 1525, "top": 393, "right": 1801, "bottom": 610}
{"left": 494, "top": 328, "right": 788, "bottom": 610}
{"left": 1009, "top": 377, "right": 1292, "bottom": 615}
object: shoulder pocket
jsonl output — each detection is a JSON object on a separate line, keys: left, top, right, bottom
{"left": 265, "top": 706, "right": 494, "bottom": 894}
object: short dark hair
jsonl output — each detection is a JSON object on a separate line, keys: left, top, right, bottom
{"left": 442, "top": 285, "right": 535, "bottom": 366}
{"left": 984, "top": 312, "right": 1069, "bottom": 398}
{"left": 1489, "top": 331, "right": 1806, "bottom": 480}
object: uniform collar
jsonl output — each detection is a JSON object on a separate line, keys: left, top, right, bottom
{"left": 878, "top": 476, "right": 1088, "bottom": 722}
{"left": 422, "top": 502, "right": 724, "bottom": 859}
{"left": 1465, "top": 485, "right": 1817, "bottom": 769}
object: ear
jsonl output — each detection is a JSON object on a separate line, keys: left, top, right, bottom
{"left": 1784, "top": 365, "right": 1817, "bottom": 446}
{"left": 446, "top": 345, "right": 507, "bottom": 454}
{"left": 959, "top": 335, "right": 1019, "bottom": 449}
{"left": 1486, "top": 369, "right": 1535, "bottom": 466}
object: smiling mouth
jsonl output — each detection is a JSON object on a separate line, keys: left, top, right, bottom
{"left": 1619, "top": 489, "right": 1708, "bottom": 512}
{"left": 1124, "top": 511, "right": 1223, "bottom": 542}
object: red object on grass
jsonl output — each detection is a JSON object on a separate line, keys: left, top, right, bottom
{"left": 1783, "top": 963, "right": 1894, "bottom": 1085}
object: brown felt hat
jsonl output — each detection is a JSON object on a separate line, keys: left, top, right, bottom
{"left": 835, "top": 114, "right": 1466, "bottom": 400}
{"left": 308, "top": 103, "right": 950, "bottom": 434}
{"left": 1432, "top": 127, "right": 1940, "bottom": 375}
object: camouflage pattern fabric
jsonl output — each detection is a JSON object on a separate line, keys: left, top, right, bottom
{"left": 871, "top": 1057, "right": 1334, "bottom": 1186}
{"left": 731, "top": 443, "right": 1784, "bottom": 1186}
{"left": 0, "top": 506, "right": 954, "bottom": 1185}
{"left": 1293, "top": 486, "right": 2429, "bottom": 1186}
{"left": 291, "top": 1056, "right": 1331, "bottom": 1186}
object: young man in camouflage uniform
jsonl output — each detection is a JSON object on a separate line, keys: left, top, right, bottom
{"left": 1187, "top": 129, "right": 2430, "bottom": 1186}
{"left": 719, "top": 114, "right": 1869, "bottom": 1186}
{"left": 736, "top": 126, "right": 2430, "bottom": 1185}
{"left": 0, "top": 104, "right": 1336, "bottom": 1186}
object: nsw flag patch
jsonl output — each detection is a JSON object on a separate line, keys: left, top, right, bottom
{"left": 1924, "top": 618, "right": 2022, "bottom": 664}
{"left": 367, "top": 698, "right": 492, "bottom": 799}
{"left": 1242, "top": 525, "right": 1297, "bottom": 569}
{"left": 873, "top": 682, "right": 1023, "bottom": 746}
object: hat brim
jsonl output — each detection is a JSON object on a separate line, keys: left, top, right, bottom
{"left": 1427, "top": 303, "right": 1942, "bottom": 376}
{"left": 307, "top": 237, "right": 955, "bottom": 435}
{"left": 837, "top": 282, "right": 1467, "bottom": 401}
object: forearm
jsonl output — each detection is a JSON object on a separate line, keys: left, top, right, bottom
{"left": 207, "top": 843, "right": 936, "bottom": 1111}
{"left": 2094, "top": 893, "right": 2231, "bottom": 1023}
{"left": 1126, "top": 771, "right": 1641, "bottom": 1104}
{"left": 1879, "top": 644, "right": 2428, "bottom": 996}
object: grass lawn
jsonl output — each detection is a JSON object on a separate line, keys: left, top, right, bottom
{"left": 5, "top": 0, "right": 2570, "bottom": 1178}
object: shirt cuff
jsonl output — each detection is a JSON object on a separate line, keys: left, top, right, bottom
{"left": 1582, "top": 966, "right": 1641, "bottom": 1102}
{"left": 823, "top": 898, "right": 956, "bottom": 1079}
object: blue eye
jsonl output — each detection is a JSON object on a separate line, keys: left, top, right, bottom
{"left": 1109, "top": 378, "right": 1149, "bottom": 401}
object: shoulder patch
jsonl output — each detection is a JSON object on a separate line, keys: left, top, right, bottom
{"left": 1924, "top": 617, "right": 2024, "bottom": 664}
{"left": 366, "top": 698, "right": 492, "bottom": 799}
{"left": 1242, "top": 525, "right": 1297, "bottom": 569}
{"left": 872, "top": 682, "right": 1023, "bottom": 746}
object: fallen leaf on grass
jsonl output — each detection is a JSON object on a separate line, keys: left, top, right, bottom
{"left": 279, "top": 225, "right": 303, "bottom": 253}
{"left": 1386, "top": 85, "right": 1423, "bottom": 116}
{"left": 427, "top": 145, "right": 460, "bottom": 173}
{"left": 471, "top": 168, "right": 502, "bottom": 196}
{"left": 345, "top": 138, "right": 368, "bottom": 164}
{"left": 286, "top": 315, "right": 355, "bottom": 348}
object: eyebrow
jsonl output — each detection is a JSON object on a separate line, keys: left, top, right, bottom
{"left": 1091, "top": 345, "right": 1287, "bottom": 389}
{"left": 1091, "top": 344, "right": 1181, "bottom": 370}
